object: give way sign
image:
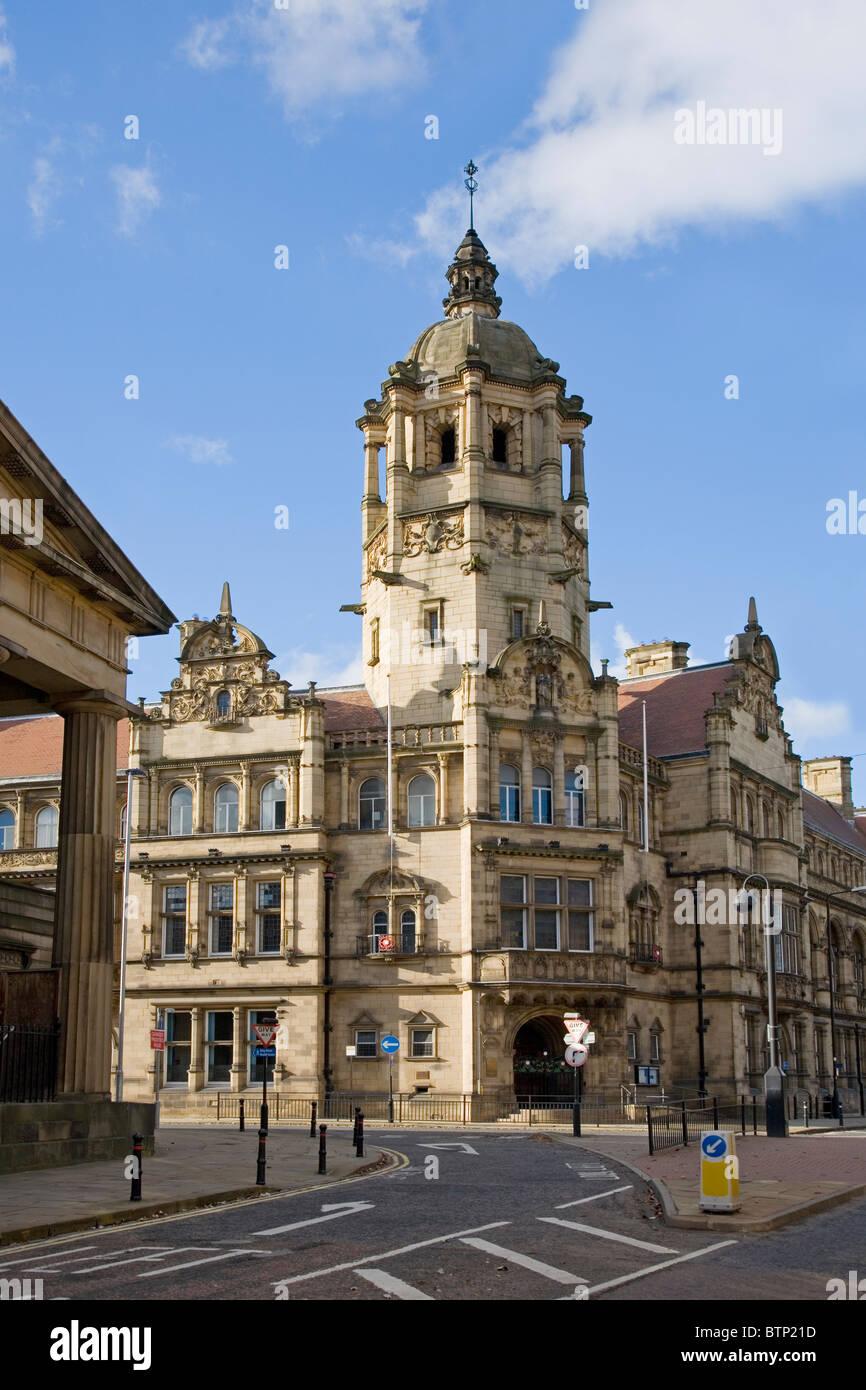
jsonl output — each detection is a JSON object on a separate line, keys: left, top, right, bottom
{"left": 254, "top": 1023, "right": 279, "bottom": 1046}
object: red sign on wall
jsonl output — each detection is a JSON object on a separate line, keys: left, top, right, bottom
{"left": 150, "top": 1029, "right": 165, "bottom": 1051}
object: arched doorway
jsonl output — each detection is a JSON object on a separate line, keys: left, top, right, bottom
{"left": 512, "top": 1015, "right": 572, "bottom": 1098}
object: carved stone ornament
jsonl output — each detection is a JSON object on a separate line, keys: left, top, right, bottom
{"left": 461, "top": 551, "right": 490, "bottom": 575}
{"left": 486, "top": 405, "right": 523, "bottom": 470}
{"left": 365, "top": 529, "right": 388, "bottom": 578}
{"left": 166, "top": 603, "right": 290, "bottom": 725}
{"left": 561, "top": 525, "right": 583, "bottom": 572}
{"left": 402, "top": 511, "right": 465, "bottom": 557}
{"left": 484, "top": 508, "right": 547, "bottom": 556}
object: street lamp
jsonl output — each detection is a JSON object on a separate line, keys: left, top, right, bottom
{"left": 740, "top": 873, "right": 786, "bottom": 1138}
{"left": 115, "top": 767, "right": 146, "bottom": 1104}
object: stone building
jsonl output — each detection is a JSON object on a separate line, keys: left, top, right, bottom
{"left": 1, "top": 231, "right": 864, "bottom": 1115}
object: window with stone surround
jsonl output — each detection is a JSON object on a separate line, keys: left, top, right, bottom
{"left": 205, "top": 1010, "right": 233, "bottom": 1084}
{"left": 499, "top": 764, "right": 521, "bottom": 822}
{"left": 411, "top": 1027, "right": 435, "bottom": 1059}
{"left": 773, "top": 903, "right": 800, "bottom": 975}
{"left": 214, "top": 782, "right": 239, "bottom": 833}
{"left": 0, "top": 807, "right": 14, "bottom": 850}
{"left": 35, "top": 804, "right": 58, "bottom": 848}
{"left": 407, "top": 773, "right": 435, "bottom": 828}
{"left": 532, "top": 767, "right": 553, "bottom": 825}
{"left": 256, "top": 881, "right": 281, "bottom": 954}
{"left": 260, "top": 779, "right": 286, "bottom": 831}
{"left": 565, "top": 768, "right": 585, "bottom": 827}
{"left": 209, "top": 882, "right": 234, "bottom": 955}
{"left": 355, "top": 1029, "right": 377, "bottom": 1058}
{"left": 169, "top": 785, "right": 192, "bottom": 836}
{"left": 359, "top": 777, "right": 386, "bottom": 830}
{"left": 162, "top": 884, "right": 187, "bottom": 957}
{"left": 499, "top": 874, "right": 594, "bottom": 952}
{"left": 164, "top": 1010, "right": 191, "bottom": 1084}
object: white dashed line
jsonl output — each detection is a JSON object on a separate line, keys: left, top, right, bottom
{"left": 538, "top": 1217, "right": 677, "bottom": 1254}
{"left": 460, "top": 1237, "right": 587, "bottom": 1287}
{"left": 355, "top": 1269, "right": 435, "bottom": 1300}
{"left": 555, "top": 1185, "right": 633, "bottom": 1209}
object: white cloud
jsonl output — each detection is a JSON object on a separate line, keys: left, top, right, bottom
{"left": 111, "top": 162, "right": 161, "bottom": 237}
{"left": 0, "top": 7, "right": 15, "bottom": 71}
{"left": 166, "top": 435, "right": 234, "bottom": 468}
{"left": 272, "top": 644, "right": 364, "bottom": 689}
{"left": 181, "top": 0, "right": 428, "bottom": 122}
{"left": 591, "top": 621, "right": 637, "bottom": 679}
{"left": 27, "top": 156, "right": 61, "bottom": 235}
{"left": 181, "top": 18, "right": 233, "bottom": 71}
{"left": 416, "top": 0, "right": 866, "bottom": 283}
{"left": 782, "top": 697, "right": 851, "bottom": 743}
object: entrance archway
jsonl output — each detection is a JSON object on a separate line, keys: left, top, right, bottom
{"left": 512, "top": 1015, "right": 572, "bottom": 1097}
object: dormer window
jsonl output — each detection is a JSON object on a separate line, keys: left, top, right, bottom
{"left": 492, "top": 428, "right": 508, "bottom": 465}
{"left": 440, "top": 427, "right": 456, "bottom": 467}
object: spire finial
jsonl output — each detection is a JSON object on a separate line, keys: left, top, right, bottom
{"left": 464, "top": 159, "right": 478, "bottom": 231}
{"left": 746, "top": 596, "right": 759, "bottom": 631}
{"left": 220, "top": 581, "right": 232, "bottom": 618}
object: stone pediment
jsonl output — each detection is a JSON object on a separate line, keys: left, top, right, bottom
{"left": 488, "top": 620, "right": 596, "bottom": 717}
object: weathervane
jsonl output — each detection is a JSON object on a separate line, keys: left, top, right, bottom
{"left": 464, "top": 159, "right": 478, "bottom": 230}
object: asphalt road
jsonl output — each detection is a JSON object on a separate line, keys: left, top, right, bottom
{"left": 3, "top": 1130, "right": 864, "bottom": 1303}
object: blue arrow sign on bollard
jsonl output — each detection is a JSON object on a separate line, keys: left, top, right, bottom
{"left": 381, "top": 1034, "right": 400, "bottom": 1054}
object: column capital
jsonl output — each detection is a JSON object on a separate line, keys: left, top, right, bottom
{"left": 53, "top": 688, "right": 137, "bottom": 720}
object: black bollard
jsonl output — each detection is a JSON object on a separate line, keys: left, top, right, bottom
{"left": 353, "top": 1106, "right": 361, "bottom": 1146}
{"left": 309, "top": 1099, "right": 318, "bottom": 1139}
{"left": 239, "top": 1097, "right": 245, "bottom": 1133}
{"left": 130, "top": 1132, "right": 143, "bottom": 1202}
{"left": 318, "top": 1123, "right": 327, "bottom": 1175}
{"left": 355, "top": 1109, "right": 365, "bottom": 1158}
{"left": 256, "top": 1128, "right": 267, "bottom": 1186}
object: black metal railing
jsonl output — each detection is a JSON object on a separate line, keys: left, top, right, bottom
{"left": 646, "top": 1095, "right": 767, "bottom": 1154}
{"left": 357, "top": 932, "right": 422, "bottom": 957}
{"left": 0, "top": 1021, "right": 60, "bottom": 1102}
{"left": 630, "top": 942, "right": 662, "bottom": 965}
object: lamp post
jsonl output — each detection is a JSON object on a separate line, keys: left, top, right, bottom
{"left": 115, "top": 767, "right": 145, "bottom": 1104}
{"left": 741, "top": 873, "right": 786, "bottom": 1138}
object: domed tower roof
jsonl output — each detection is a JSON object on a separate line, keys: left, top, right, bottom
{"left": 404, "top": 226, "right": 561, "bottom": 386}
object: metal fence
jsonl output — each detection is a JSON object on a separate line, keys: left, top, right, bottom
{"left": 647, "top": 1095, "right": 767, "bottom": 1154}
{"left": 0, "top": 1021, "right": 59, "bottom": 1102}
{"left": 211, "top": 1090, "right": 684, "bottom": 1127}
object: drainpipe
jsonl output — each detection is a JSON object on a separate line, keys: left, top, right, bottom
{"left": 323, "top": 870, "right": 336, "bottom": 1097}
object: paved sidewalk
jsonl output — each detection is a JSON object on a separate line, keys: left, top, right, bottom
{"left": 556, "top": 1127, "right": 866, "bottom": 1231}
{"left": 0, "top": 1125, "right": 387, "bottom": 1247}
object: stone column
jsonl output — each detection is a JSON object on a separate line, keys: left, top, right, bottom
{"left": 340, "top": 760, "right": 350, "bottom": 828}
{"left": 240, "top": 761, "right": 251, "bottom": 831}
{"left": 148, "top": 768, "right": 159, "bottom": 834}
{"left": 437, "top": 752, "right": 450, "bottom": 825}
{"left": 194, "top": 770, "right": 205, "bottom": 833}
{"left": 235, "top": 870, "right": 248, "bottom": 957}
{"left": 231, "top": 1005, "right": 245, "bottom": 1093}
{"left": 521, "top": 730, "right": 534, "bottom": 825}
{"left": 568, "top": 434, "right": 587, "bottom": 503}
{"left": 289, "top": 757, "right": 300, "bottom": 827}
{"left": 188, "top": 1006, "right": 203, "bottom": 1092}
{"left": 15, "top": 789, "right": 25, "bottom": 848}
{"left": 52, "top": 692, "right": 127, "bottom": 1099}
{"left": 188, "top": 871, "right": 201, "bottom": 958}
{"left": 554, "top": 736, "right": 565, "bottom": 826}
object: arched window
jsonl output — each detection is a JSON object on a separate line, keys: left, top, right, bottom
{"left": 216, "top": 690, "right": 231, "bottom": 718}
{"left": 777, "top": 808, "right": 785, "bottom": 840}
{"left": 637, "top": 796, "right": 646, "bottom": 848}
{"left": 762, "top": 801, "right": 772, "bottom": 836}
{"left": 359, "top": 777, "right": 386, "bottom": 831}
{"left": 372, "top": 909, "right": 388, "bottom": 954}
{"left": 492, "top": 428, "right": 508, "bottom": 465}
{"left": 120, "top": 802, "right": 128, "bottom": 842}
{"left": 499, "top": 764, "right": 520, "bottom": 823}
{"left": 400, "top": 908, "right": 416, "bottom": 953}
{"left": 532, "top": 768, "right": 553, "bottom": 825}
{"left": 407, "top": 773, "right": 435, "bottom": 828}
{"left": 169, "top": 785, "right": 193, "bottom": 836}
{"left": 745, "top": 796, "right": 755, "bottom": 834}
{"left": 0, "top": 807, "right": 14, "bottom": 851}
{"left": 853, "top": 934, "right": 865, "bottom": 996}
{"left": 619, "top": 790, "right": 629, "bottom": 833}
{"left": 440, "top": 427, "right": 456, "bottom": 467}
{"left": 260, "top": 779, "right": 286, "bottom": 831}
{"left": 214, "top": 782, "right": 239, "bottom": 833}
{"left": 35, "top": 805, "right": 58, "bottom": 848}
{"left": 565, "top": 768, "right": 585, "bottom": 827}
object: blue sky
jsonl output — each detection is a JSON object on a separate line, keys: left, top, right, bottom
{"left": 2, "top": 1, "right": 866, "bottom": 797}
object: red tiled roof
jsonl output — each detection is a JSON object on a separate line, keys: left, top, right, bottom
{"left": 802, "top": 788, "right": 864, "bottom": 852}
{"left": 320, "top": 688, "right": 384, "bottom": 732}
{"left": 617, "top": 664, "right": 735, "bottom": 758}
{"left": 0, "top": 716, "right": 130, "bottom": 779}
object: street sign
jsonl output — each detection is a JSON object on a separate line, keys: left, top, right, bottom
{"left": 150, "top": 1029, "right": 165, "bottom": 1051}
{"left": 381, "top": 1034, "right": 400, "bottom": 1054}
{"left": 584, "top": 1031, "right": 595, "bottom": 1044}
{"left": 254, "top": 1045, "right": 276, "bottom": 1060}
{"left": 378, "top": 935, "right": 395, "bottom": 952}
{"left": 699, "top": 1130, "right": 740, "bottom": 1213}
{"left": 254, "top": 1023, "right": 278, "bottom": 1046}
{"left": 565, "top": 1044, "right": 588, "bottom": 1068}
{"left": 345, "top": 1045, "right": 357, "bottom": 1057}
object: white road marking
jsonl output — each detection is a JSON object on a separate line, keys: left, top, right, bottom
{"left": 538, "top": 1217, "right": 677, "bottom": 1254}
{"left": 581, "top": 1240, "right": 738, "bottom": 1297}
{"left": 72, "top": 1247, "right": 214, "bottom": 1274}
{"left": 355, "top": 1269, "right": 435, "bottom": 1300}
{"left": 417, "top": 1142, "right": 478, "bottom": 1154}
{"left": 138, "top": 1249, "right": 272, "bottom": 1277}
{"left": 252, "top": 1200, "right": 375, "bottom": 1237}
{"left": 0, "top": 1245, "right": 98, "bottom": 1270}
{"left": 555, "top": 1186, "right": 633, "bottom": 1209}
{"left": 271, "top": 1221, "right": 511, "bottom": 1290}
{"left": 460, "top": 1237, "right": 586, "bottom": 1287}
